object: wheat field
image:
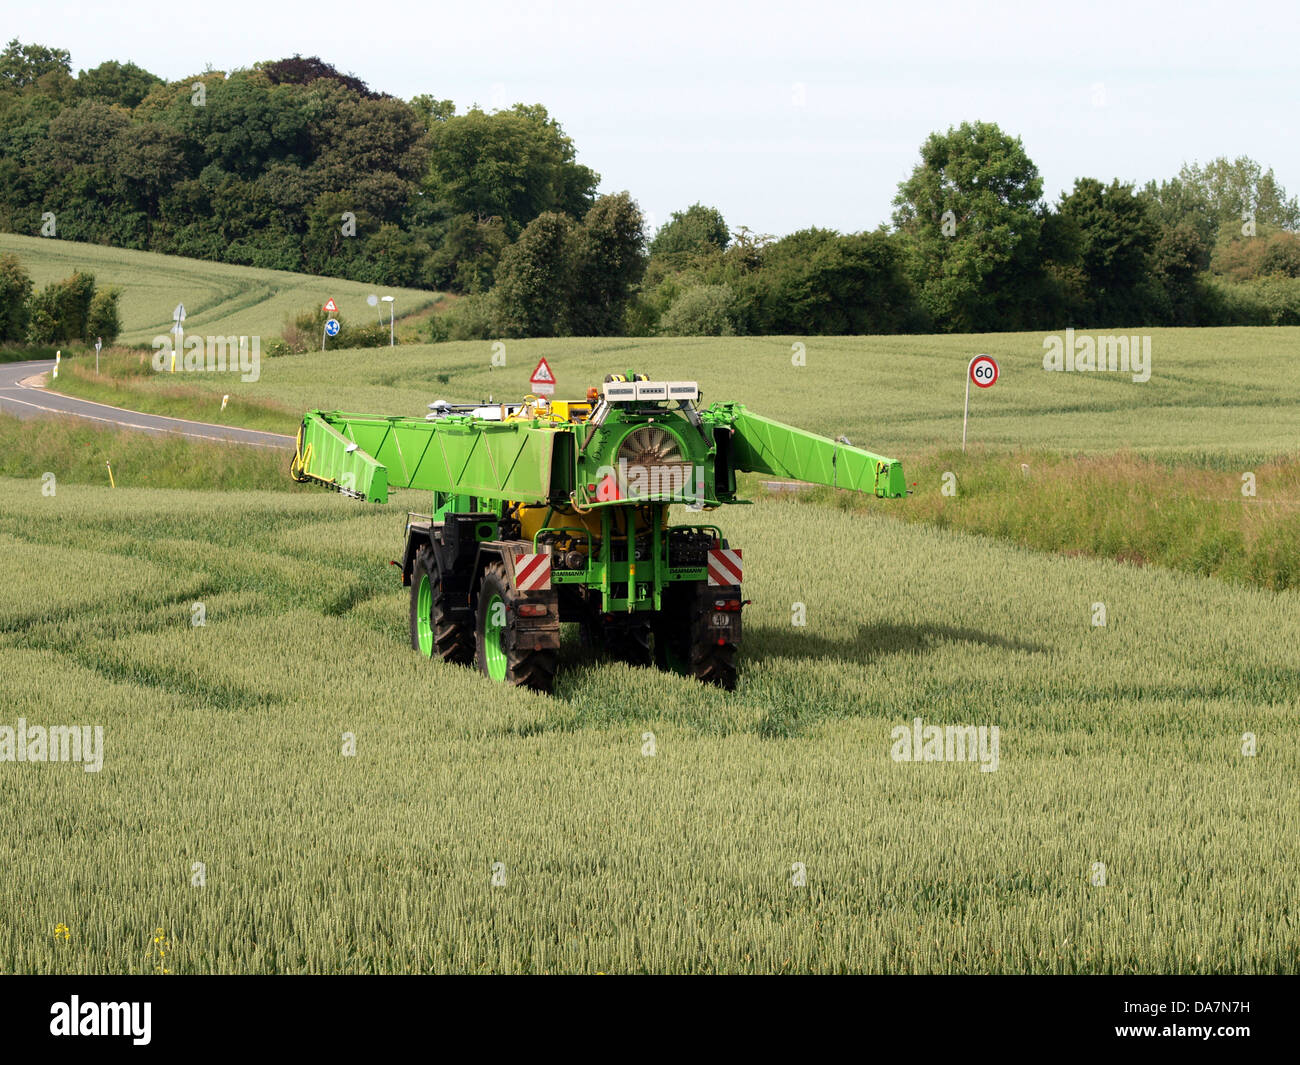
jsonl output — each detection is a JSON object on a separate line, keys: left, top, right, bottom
{"left": 1, "top": 479, "right": 1296, "bottom": 973}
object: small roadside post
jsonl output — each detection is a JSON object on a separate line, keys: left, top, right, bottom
{"left": 172, "top": 303, "right": 186, "bottom": 372}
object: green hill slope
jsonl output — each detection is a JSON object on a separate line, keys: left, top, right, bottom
{"left": 0, "top": 233, "right": 441, "bottom": 346}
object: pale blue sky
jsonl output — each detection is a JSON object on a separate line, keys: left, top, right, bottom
{"left": 11, "top": 0, "right": 1297, "bottom": 236}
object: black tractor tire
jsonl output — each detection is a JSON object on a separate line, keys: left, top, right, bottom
{"left": 474, "top": 561, "right": 558, "bottom": 692}
{"left": 654, "top": 585, "right": 738, "bottom": 691}
{"left": 409, "top": 545, "right": 474, "bottom": 664}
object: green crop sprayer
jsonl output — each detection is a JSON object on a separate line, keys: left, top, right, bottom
{"left": 291, "top": 372, "right": 906, "bottom": 692}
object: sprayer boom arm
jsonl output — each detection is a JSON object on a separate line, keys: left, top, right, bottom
{"left": 292, "top": 396, "right": 906, "bottom": 504}
{"left": 292, "top": 410, "right": 561, "bottom": 504}
{"left": 706, "top": 403, "right": 907, "bottom": 498}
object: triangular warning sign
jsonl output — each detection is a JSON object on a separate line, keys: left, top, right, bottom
{"left": 323, "top": 298, "right": 339, "bottom": 314}
{"left": 529, "top": 358, "right": 555, "bottom": 384}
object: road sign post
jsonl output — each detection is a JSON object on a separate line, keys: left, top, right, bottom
{"left": 95, "top": 336, "right": 102, "bottom": 374}
{"left": 963, "top": 354, "right": 999, "bottom": 451}
{"left": 322, "top": 299, "right": 340, "bottom": 351}
{"left": 529, "top": 357, "right": 556, "bottom": 396}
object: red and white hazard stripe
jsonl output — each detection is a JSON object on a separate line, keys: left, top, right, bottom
{"left": 706, "top": 548, "right": 743, "bottom": 587}
{"left": 514, "top": 553, "right": 552, "bottom": 592}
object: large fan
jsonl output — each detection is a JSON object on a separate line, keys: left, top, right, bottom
{"left": 618, "top": 426, "right": 685, "bottom": 468}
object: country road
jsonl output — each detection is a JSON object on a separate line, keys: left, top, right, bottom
{"left": 0, "top": 359, "right": 295, "bottom": 450}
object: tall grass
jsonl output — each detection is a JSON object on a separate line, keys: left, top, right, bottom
{"left": 766, "top": 447, "right": 1300, "bottom": 591}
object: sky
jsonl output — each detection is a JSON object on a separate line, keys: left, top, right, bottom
{"left": 8, "top": 0, "right": 1297, "bottom": 237}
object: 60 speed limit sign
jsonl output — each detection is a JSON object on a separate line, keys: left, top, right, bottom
{"left": 970, "top": 354, "right": 999, "bottom": 388}
{"left": 963, "top": 353, "right": 998, "bottom": 450}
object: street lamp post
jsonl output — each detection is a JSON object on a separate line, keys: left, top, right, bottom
{"left": 381, "top": 296, "right": 395, "bottom": 347}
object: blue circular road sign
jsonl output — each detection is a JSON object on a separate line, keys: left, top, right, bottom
{"left": 325, "top": 318, "right": 340, "bottom": 337}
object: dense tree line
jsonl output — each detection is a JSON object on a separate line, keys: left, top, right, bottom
{"left": 0, "top": 40, "right": 595, "bottom": 296}
{"left": 2, "top": 40, "right": 1297, "bottom": 340}
{"left": 625, "top": 124, "right": 1300, "bottom": 337}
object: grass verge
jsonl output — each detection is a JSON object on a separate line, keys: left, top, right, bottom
{"left": 50, "top": 352, "right": 299, "bottom": 434}
{"left": 0, "top": 412, "right": 302, "bottom": 492}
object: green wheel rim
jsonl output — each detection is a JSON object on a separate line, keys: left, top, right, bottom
{"left": 483, "top": 592, "right": 507, "bottom": 681}
{"left": 416, "top": 573, "right": 433, "bottom": 656}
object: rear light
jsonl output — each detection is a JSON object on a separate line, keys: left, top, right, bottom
{"left": 712, "top": 600, "right": 742, "bottom": 612}
{"left": 517, "top": 603, "right": 547, "bottom": 618}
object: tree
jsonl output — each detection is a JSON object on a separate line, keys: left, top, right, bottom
{"left": 363, "top": 223, "right": 432, "bottom": 287}
{"left": 1212, "top": 228, "right": 1300, "bottom": 281}
{"left": 427, "top": 213, "right": 508, "bottom": 293}
{"left": 1149, "top": 220, "right": 1209, "bottom": 324}
{"left": 659, "top": 284, "right": 736, "bottom": 336}
{"left": 1177, "top": 156, "right": 1299, "bottom": 231}
{"left": 750, "top": 229, "right": 918, "bottom": 335}
{"left": 26, "top": 270, "right": 97, "bottom": 343}
{"left": 311, "top": 92, "right": 429, "bottom": 218}
{"left": 892, "top": 121, "right": 1044, "bottom": 331}
{"left": 47, "top": 100, "right": 131, "bottom": 167}
{"left": 424, "top": 105, "right": 597, "bottom": 236}
{"left": 186, "top": 71, "right": 314, "bottom": 179}
{"left": 650, "top": 203, "right": 729, "bottom": 258}
{"left": 260, "top": 55, "right": 381, "bottom": 99}
{"left": 110, "top": 123, "right": 186, "bottom": 219}
{"left": 493, "top": 211, "right": 575, "bottom": 337}
{"left": 300, "top": 191, "right": 375, "bottom": 276}
{"left": 1057, "top": 178, "right": 1158, "bottom": 323}
{"left": 76, "top": 61, "right": 162, "bottom": 108}
{"left": 567, "top": 192, "right": 647, "bottom": 335}
{"left": 0, "top": 39, "right": 71, "bottom": 93}
{"left": 1139, "top": 176, "right": 1217, "bottom": 248}
{"left": 0, "top": 253, "right": 32, "bottom": 342}
{"left": 87, "top": 287, "right": 121, "bottom": 344}
{"left": 409, "top": 94, "right": 455, "bottom": 130}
